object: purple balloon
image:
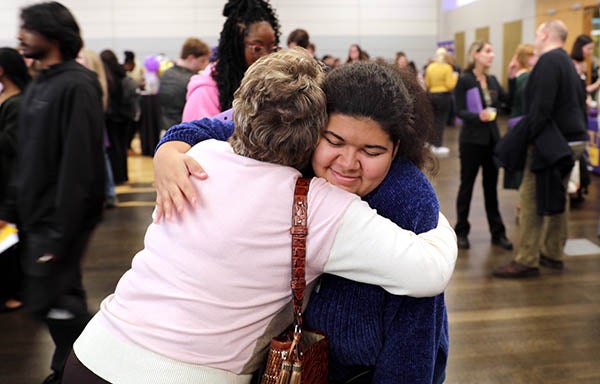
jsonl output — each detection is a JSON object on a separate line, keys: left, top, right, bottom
{"left": 144, "top": 55, "right": 160, "bottom": 72}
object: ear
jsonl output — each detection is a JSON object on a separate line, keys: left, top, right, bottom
{"left": 542, "top": 30, "right": 550, "bottom": 42}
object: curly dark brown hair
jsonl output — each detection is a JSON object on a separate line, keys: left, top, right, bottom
{"left": 323, "top": 61, "right": 437, "bottom": 174}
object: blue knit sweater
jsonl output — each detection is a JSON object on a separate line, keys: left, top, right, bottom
{"left": 304, "top": 159, "right": 447, "bottom": 384}
{"left": 158, "top": 118, "right": 449, "bottom": 384}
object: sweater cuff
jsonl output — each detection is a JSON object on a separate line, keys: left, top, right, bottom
{"left": 156, "top": 123, "right": 207, "bottom": 152}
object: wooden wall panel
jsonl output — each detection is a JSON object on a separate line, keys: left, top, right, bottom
{"left": 583, "top": 7, "right": 595, "bottom": 83}
{"left": 454, "top": 31, "right": 466, "bottom": 69}
{"left": 502, "top": 20, "right": 522, "bottom": 88}
{"left": 535, "top": 3, "right": 600, "bottom": 87}
{"left": 535, "top": 1, "right": 594, "bottom": 51}
{"left": 476, "top": 26, "right": 490, "bottom": 42}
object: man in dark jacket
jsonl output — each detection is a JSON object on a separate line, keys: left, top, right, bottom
{"left": 0, "top": 2, "right": 105, "bottom": 383}
{"left": 493, "top": 20, "right": 588, "bottom": 278}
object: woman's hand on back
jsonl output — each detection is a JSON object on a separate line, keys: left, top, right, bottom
{"left": 153, "top": 141, "right": 207, "bottom": 222}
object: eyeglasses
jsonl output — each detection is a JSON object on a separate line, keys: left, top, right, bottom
{"left": 246, "top": 44, "right": 280, "bottom": 55}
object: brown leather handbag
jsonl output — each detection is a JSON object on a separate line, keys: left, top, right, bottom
{"left": 260, "top": 177, "right": 328, "bottom": 384}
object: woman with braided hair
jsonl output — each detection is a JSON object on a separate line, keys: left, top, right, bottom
{"left": 181, "top": 0, "right": 280, "bottom": 122}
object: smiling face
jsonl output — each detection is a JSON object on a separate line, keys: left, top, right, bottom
{"left": 311, "top": 113, "right": 398, "bottom": 197}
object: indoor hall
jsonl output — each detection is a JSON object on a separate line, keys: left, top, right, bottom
{"left": 1, "top": 0, "right": 600, "bottom": 383}
{"left": 1, "top": 121, "right": 599, "bottom": 383}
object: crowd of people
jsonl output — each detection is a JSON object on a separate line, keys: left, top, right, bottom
{"left": 0, "top": 0, "right": 596, "bottom": 383}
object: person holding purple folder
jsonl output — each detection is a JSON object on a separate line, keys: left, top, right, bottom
{"left": 453, "top": 40, "right": 513, "bottom": 250}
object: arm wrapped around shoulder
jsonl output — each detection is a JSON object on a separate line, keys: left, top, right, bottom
{"left": 324, "top": 201, "right": 457, "bottom": 297}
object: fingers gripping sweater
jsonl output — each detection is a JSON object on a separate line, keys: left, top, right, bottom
{"left": 157, "top": 119, "right": 449, "bottom": 384}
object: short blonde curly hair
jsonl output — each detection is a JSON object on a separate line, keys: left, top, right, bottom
{"left": 230, "top": 48, "right": 326, "bottom": 170}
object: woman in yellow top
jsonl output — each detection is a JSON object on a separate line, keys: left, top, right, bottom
{"left": 425, "top": 48, "right": 458, "bottom": 155}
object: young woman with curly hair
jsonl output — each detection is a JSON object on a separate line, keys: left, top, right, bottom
{"left": 181, "top": 0, "right": 280, "bottom": 121}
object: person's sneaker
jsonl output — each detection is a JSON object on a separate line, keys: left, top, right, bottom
{"left": 491, "top": 235, "right": 513, "bottom": 250}
{"left": 539, "top": 254, "right": 564, "bottom": 270}
{"left": 42, "top": 371, "right": 62, "bottom": 384}
{"left": 457, "top": 235, "right": 470, "bottom": 250}
{"left": 493, "top": 261, "right": 540, "bottom": 278}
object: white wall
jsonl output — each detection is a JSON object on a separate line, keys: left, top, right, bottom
{"left": 438, "top": 0, "right": 536, "bottom": 76}
{"left": 0, "top": 0, "right": 440, "bottom": 69}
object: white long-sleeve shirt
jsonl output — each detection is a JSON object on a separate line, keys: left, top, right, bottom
{"left": 74, "top": 140, "right": 456, "bottom": 383}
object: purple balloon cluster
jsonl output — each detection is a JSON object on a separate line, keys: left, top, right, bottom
{"left": 144, "top": 55, "right": 160, "bottom": 73}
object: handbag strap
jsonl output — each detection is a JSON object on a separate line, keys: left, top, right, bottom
{"left": 290, "top": 177, "right": 310, "bottom": 331}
